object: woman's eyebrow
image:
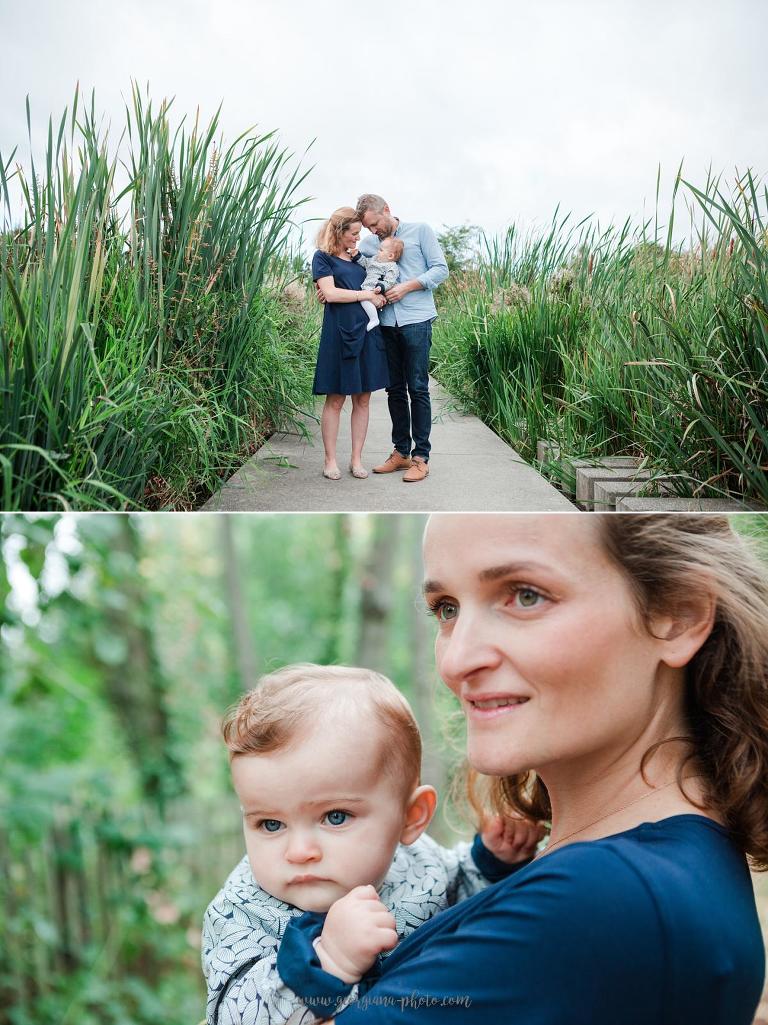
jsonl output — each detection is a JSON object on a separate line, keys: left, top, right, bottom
{"left": 424, "top": 562, "right": 552, "bottom": 594}
{"left": 478, "top": 561, "right": 548, "bottom": 581}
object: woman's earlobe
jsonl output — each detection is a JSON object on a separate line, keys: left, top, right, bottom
{"left": 400, "top": 785, "right": 438, "bottom": 845}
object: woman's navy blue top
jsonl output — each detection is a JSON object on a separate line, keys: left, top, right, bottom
{"left": 332, "top": 816, "right": 765, "bottom": 1025}
{"left": 311, "top": 251, "right": 389, "bottom": 396}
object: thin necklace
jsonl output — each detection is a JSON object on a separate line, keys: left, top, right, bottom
{"left": 537, "top": 776, "right": 702, "bottom": 858}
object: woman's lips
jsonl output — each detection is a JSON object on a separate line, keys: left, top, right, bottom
{"left": 465, "top": 695, "right": 530, "bottom": 719}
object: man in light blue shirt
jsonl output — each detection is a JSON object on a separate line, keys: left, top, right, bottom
{"left": 355, "top": 194, "right": 449, "bottom": 482}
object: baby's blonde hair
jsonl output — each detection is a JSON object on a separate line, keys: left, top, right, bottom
{"left": 222, "top": 663, "right": 422, "bottom": 797}
{"left": 381, "top": 238, "right": 404, "bottom": 261}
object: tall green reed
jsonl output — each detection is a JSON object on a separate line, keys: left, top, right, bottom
{"left": 433, "top": 170, "right": 768, "bottom": 501}
{"left": 0, "top": 86, "right": 314, "bottom": 510}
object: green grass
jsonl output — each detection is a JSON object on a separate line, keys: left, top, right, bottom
{"left": 433, "top": 171, "right": 768, "bottom": 502}
{"left": 1, "top": 86, "right": 318, "bottom": 510}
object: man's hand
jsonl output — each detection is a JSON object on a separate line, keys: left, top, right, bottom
{"left": 315, "top": 885, "right": 398, "bottom": 983}
{"left": 481, "top": 813, "right": 546, "bottom": 865}
{"left": 384, "top": 280, "right": 421, "bottom": 304}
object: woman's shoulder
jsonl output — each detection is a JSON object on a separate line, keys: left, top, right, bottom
{"left": 479, "top": 814, "right": 756, "bottom": 957}
{"left": 459, "top": 817, "right": 759, "bottom": 996}
{"left": 312, "top": 249, "right": 337, "bottom": 272}
{"left": 335, "top": 817, "right": 763, "bottom": 1025}
{"left": 521, "top": 815, "right": 738, "bottom": 896}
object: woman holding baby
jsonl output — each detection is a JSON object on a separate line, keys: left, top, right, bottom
{"left": 205, "top": 513, "right": 767, "bottom": 1024}
{"left": 323, "top": 513, "right": 768, "bottom": 1024}
{"left": 311, "top": 208, "right": 389, "bottom": 480}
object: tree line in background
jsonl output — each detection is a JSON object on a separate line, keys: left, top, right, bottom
{"left": 0, "top": 512, "right": 462, "bottom": 1025}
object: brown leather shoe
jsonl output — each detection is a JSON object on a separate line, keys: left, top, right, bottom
{"left": 372, "top": 450, "right": 413, "bottom": 474}
{"left": 403, "top": 457, "right": 429, "bottom": 482}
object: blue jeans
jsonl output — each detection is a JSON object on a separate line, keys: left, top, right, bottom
{"left": 380, "top": 321, "right": 432, "bottom": 461}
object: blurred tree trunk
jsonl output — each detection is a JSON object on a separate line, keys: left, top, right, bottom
{"left": 86, "top": 517, "right": 183, "bottom": 813}
{"left": 357, "top": 517, "right": 403, "bottom": 675}
{"left": 405, "top": 518, "right": 447, "bottom": 800}
{"left": 220, "top": 517, "right": 258, "bottom": 690}
{"left": 323, "top": 516, "right": 352, "bottom": 664}
{"left": 0, "top": 526, "right": 12, "bottom": 696}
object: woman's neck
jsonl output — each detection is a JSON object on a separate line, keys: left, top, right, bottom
{"left": 539, "top": 736, "right": 715, "bottom": 853}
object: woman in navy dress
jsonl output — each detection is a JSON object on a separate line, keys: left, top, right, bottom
{"left": 311, "top": 207, "right": 389, "bottom": 480}
{"left": 321, "top": 514, "right": 768, "bottom": 1024}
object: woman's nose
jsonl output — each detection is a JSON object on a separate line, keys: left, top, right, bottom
{"left": 437, "top": 608, "right": 502, "bottom": 688}
{"left": 284, "top": 830, "right": 322, "bottom": 864}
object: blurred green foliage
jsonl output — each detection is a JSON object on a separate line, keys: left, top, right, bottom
{"left": 0, "top": 513, "right": 442, "bottom": 1025}
{"left": 3, "top": 512, "right": 766, "bottom": 1024}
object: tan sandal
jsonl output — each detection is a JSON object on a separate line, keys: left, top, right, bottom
{"left": 349, "top": 464, "right": 369, "bottom": 479}
{"left": 323, "top": 467, "right": 341, "bottom": 480}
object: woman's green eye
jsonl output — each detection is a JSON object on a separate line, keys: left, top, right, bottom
{"left": 517, "top": 588, "right": 540, "bottom": 608}
{"left": 325, "top": 810, "right": 349, "bottom": 826}
{"left": 438, "top": 602, "right": 459, "bottom": 622}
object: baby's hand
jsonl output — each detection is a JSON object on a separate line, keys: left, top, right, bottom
{"left": 481, "top": 813, "right": 546, "bottom": 864}
{"left": 315, "top": 885, "right": 398, "bottom": 984}
{"left": 346, "top": 246, "right": 359, "bottom": 257}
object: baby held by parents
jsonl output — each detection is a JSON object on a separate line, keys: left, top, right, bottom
{"left": 353, "top": 237, "right": 404, "bottom": 330}
{"left": 202, "top": 664, "right": 543, "bottom": 1025}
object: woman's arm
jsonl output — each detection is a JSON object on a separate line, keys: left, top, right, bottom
{"left": 315, "top": 275, "right": 384, "bottom": 306}
{"left": 326, "top": 845, "right": 669, "bottom": 1024}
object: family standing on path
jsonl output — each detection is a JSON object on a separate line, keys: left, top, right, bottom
{"left": 311, "top": 194, "right": 449, "bottom": 484}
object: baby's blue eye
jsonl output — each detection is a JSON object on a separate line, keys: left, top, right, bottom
{"left": 325, "top": 810, "right": 349, "bottom": 826}
{"left": 260, "top": 819, "right": 283, "bottom": 833}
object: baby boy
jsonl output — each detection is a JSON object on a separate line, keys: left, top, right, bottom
{"left": 202, "top": 664, "right": 541, "bottom": 1025}
{"left": 352, "top": 238, "right": 404, "bottom": 330}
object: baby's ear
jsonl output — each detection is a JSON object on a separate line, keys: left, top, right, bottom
{"left": 399, "top": 785, "right": 437, "bottom": 845}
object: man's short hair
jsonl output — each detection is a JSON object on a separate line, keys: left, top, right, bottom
{"left": 355, "top": 193, "right": 388, "bottom": 221}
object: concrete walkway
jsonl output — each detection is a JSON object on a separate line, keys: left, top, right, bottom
{"left": 203, "top": 380, "right": 573, "bottom": 512}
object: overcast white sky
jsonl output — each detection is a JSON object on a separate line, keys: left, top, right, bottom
{"left": 1, "top": 0, "right": 766, "bottom": 245}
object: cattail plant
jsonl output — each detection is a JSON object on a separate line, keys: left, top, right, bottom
{"left": 0, "top": 86, "right": 315, "bottom": 510}
{"left": 433, "top": 170, "right": 768, "bottom": 502}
